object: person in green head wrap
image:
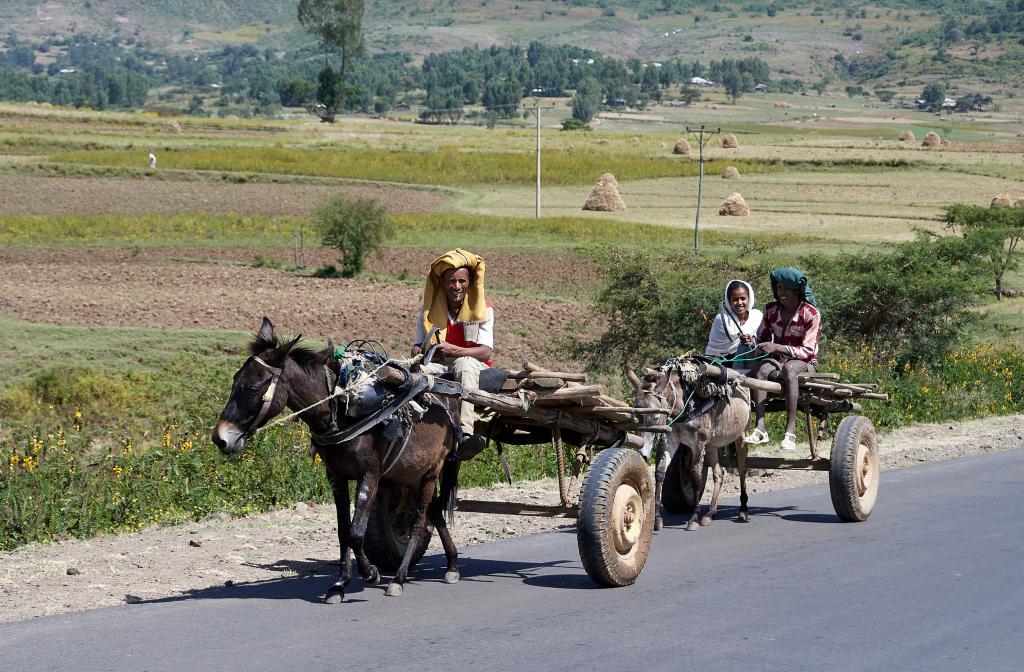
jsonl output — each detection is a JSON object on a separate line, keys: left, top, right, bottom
{"left": 743, "top": 268, "right": 822, "bottom": 452}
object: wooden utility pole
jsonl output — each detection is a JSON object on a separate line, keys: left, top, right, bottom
{"left": 526, "top": 96, "right": 559, "bottom": 219}
{"left": 685, "top": 124, "right": 721, "bottom": 252}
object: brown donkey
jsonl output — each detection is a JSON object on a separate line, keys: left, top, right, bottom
{"left": 629, "top": 356, "right": 752, "bottom": 531}
{"left": 212, "top": 318, "right": 461, "bottom": 602}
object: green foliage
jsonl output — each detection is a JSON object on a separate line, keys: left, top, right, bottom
{"left": 297, "top": 0, "right": 365, "bottom": 77}
{"left": 571, "top": 75, "right": 602, "bottom": 123}
{"left": 560, "top": 117, "right": 592, "bottom": 131}
{"left": 313, "top": 195, "right": 393, "bottom": 277}
{"left": 806, "top": 232, "right": 990, "bottom": 363}
{"left": 920, "top": 82, "right": 946, "bottom": 111}
{"left": 945, "top": 203, "right": 1024, "bottom": 299}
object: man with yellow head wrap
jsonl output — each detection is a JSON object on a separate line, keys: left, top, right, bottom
{"left": 412, "top": 249, "right": 493, "bottom": 459}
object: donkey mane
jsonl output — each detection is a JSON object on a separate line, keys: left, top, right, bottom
{"left": 248, "top": 334, "right": 326, "bottom": 372}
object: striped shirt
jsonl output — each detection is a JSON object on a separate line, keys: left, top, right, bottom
{"left": 756, "top": 300, "right": 821, "bottom": 364}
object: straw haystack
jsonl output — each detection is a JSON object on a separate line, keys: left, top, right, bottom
{"left": 774, "top": 101, "right": 792, "bottom": 108}
{"left": 583, "top": 179, "right": 626, "bottom": 211}
{"left": 719, "top": 192, "right": 749, "bottom": 216}
{"left": 673, "top": 138, "right": 691, "bottom": 156}
{"left": 898, "top": 130, "right": 915, "bottom": 142}
{"left": 722, "top": 166, "right": 741, "bottom": 179}
{"left": 721, "top": 134, "right": 739, "bottom": 148}
{"left": 598, "top": 172, "right": 619, "bottom": 189}
{"left": 596, "top": 138, "right": 610, "bottom": 145}
{"left": 922, "top": 131, "right": 941, "bottom": 147}
{"left": 165, "top": 120, "right": 182, "bottom": 134}
{"left": 991, "top": 193, "right": 1014, "bottom": 208}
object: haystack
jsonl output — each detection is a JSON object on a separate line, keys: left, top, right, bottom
{"left": 596, "top": 138, "right": 610, "bottom": 146}
{"left": 1016, "top": 198, "right": 1024, "bottom": 209}
{"left": 722, "top": 166, "right": 741, "bottom": 179}
{"left": 991, "top": 193, "right": 1014, "bottom": 208}
{"left": 719, "top": 192, "right": 749, "bottom": 216}
{"left": 165, "top": 120, "right": 182, "bottom": 134}
{"left": 583, "top": 179, "right": 626, "bottom": 212}
{"left": 673, "top": 138, "right": 691, "bottom": 156}
{"left": 773, "top": 101, "right": 792, "bottom": 108}
{"left": 898, "top": 130, "right": 915, "bottom": 142}
{"left": 922, "top": 131, "right": 941, "bottom": 147}
{"left": 598, "top": 172, "right": 619, "bottom": 189}
{"left": 721, "top": 134, "right": 739, "bottom": 148}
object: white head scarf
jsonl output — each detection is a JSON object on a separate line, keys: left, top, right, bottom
{"left": 705, "top": 279, "right": 763, "bottom": 357}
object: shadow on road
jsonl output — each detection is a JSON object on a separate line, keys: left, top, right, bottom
{"left": 655, "top": 503, "right": 840, "bottom": 528}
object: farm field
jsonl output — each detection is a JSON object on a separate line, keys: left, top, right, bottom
{"left": 1, "top": 94, "right": 1023, "bottom": 559}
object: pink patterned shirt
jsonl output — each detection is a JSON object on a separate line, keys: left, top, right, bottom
{"left": 756, "top": 301, "right": 821, "bottom": 364}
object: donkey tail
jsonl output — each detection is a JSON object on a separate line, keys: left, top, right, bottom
{"left": 439, "top": 456, "right": 461, "bottom": 526}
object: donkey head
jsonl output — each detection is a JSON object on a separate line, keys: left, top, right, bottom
{"left": 212, "top": 317, "right": 304, "bottom": 454}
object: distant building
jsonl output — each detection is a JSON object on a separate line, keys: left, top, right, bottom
{"left": 690, "top": 76, "right": 714, "bottom": 85}
{"left": 754, "top": 83, "right": 768, "bottom": 92}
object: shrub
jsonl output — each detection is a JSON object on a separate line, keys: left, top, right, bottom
{"left": 313, "top": 196, "right": 393, "bottom": 278}
{"left": 561, "top": 117, "right": 592, "bottom": 131}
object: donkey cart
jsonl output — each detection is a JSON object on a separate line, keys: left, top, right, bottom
{"left": 362, "top": 360, "right": 661, "bottom": 588}
{"left": 655, "top": 360, "right": 888, "bottom": 524}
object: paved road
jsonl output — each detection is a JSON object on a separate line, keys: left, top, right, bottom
{"left": 3, "top": 450, "right": 1022, "bottom": 672}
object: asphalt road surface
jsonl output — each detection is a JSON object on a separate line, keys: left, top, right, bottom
{"left": 3, "top": 449, "right": 1022, "bottom": 672}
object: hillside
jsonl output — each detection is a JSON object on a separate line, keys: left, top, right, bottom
{"left": 1, "top": 0, "right": 1022, "bottom": 105}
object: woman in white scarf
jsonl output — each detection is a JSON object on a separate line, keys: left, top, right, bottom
{"left": 705, "top": 279, "right": 763, "bottom": 372}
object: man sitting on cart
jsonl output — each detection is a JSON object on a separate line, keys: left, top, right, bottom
{"left": 744, "top": 267, "right": 822, "bottom": 452}
{"left": 412, "top": 248, "right": 494, "bottom": 460}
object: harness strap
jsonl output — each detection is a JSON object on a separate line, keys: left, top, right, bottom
{"left": 251, "top": 356, "right": 284, "bottom": 430}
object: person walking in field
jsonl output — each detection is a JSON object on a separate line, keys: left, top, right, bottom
{"left": 744, "top": 268, "right": 821, "bottom": 452}
{"left": 412, "top": 249, "right": 494, "bottom": 460}
{"left": 148, "top": 153, "right": 157, "bottom": 168}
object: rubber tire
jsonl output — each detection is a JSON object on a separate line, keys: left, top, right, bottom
{"left": 363, "top": 486, "right": 434, "bottom": 572}
{"left": 577, "top": 448, "right": 655, "bottom": 587}
{"left": 829, "top": 415, "right": 880, "bottom": 522}
{"left": 661, "top": 447, "right": 696, "bottom": 515}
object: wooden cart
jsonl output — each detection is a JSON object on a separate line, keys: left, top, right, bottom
{"left": 362, "top": 362, "right": 663, "bottom": 588}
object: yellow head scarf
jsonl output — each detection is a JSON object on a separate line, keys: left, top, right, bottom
{"left": 420, "top": 249, "right": 487, "bottom": 343}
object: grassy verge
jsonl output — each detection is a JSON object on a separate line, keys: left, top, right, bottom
{"left": 51, "top": 146, "right": 913, "bottom": 187}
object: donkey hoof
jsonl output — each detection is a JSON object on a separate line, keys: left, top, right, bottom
{"left": 444, "top": 570, "right": 460, "bottom": 585}
{"left": 385, "top": 582, "right": 403, "bottom": 597}
{"left": 365, "top": 566, "right": 380, "bottom": 586}
{"left": 699, "top": 515, "right": 713, "bottom": 527}
{"left": 323, "top": 587, "right": 344, "bottom": 604}
{"left": 738, "top": 511, "right": 749, "bottom": 523}
{"left": 686, "top": 520, "right": 699, "bottom": 532}
{"left": 654, "top": 517, "right": 663, "bottom": 531}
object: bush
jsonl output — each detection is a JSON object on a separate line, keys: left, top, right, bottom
{"left": 313, "top": 196, "right": 393, "bottom": 278}
{"left": 560, "top": 117, "right": 592, "bottom": 131}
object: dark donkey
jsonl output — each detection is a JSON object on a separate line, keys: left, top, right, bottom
{"left": 212, "top": 318, "right": 461, "bottom": 602}
{"left": 629, "top": 356, "right": 752, "bottom": 531}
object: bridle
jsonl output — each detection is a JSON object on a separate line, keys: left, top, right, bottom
{"left": 246, "top": 355, "right": 284, "bottom": 435}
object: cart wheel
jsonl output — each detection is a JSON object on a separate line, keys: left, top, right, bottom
{"left": 661, "top": 448, "right": 695, "bottom": 515}
{"left": 577, "top": 448, "right": 655, "bottom": 587}
{"left": 364, "top": 486, "right": 434, "bottom": 572}
{"left": 829, "top": 415, "right": 880, "bottom": 522}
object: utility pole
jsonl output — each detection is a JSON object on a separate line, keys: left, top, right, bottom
{"left": 685, "top": 124, "right": 721, "bottom": 253}
{"left": 526, "top": 94, "right": 558, "bottom": 219}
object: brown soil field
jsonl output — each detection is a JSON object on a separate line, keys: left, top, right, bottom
{"left": 0, "top": 176, "right": 448, "bottom": 216}
{"left": 1, "top": 414, "right": 1020, "bottom": 623}
{"left": 0, "top": 246, "right": 599, "bottom": 367}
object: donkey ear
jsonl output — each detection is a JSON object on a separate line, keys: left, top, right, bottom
{"left": 257, "top": 317, "right": 274, "bottom": 343}
{"left": 643, "top": 366, "right": 659, "bottom": 380}
{"left": 323, "top": 338, "right": 337, "bottom": 365}
{"left": 624, "top": 367, "right": 642, "bottom": 390}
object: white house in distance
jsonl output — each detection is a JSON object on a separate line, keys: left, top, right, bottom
{"left": 690, "top": 76, "right": 714, "bottom": 85}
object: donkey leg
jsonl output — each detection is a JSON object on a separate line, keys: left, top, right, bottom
{"left": 349, "top": 477, "right": 381, "bottom": 588}
{"left": 428, "top": 493, "right": 460, "bottom": 584}
{"left": 735, "top": 440, "right": 750, "bottom": 523}
{"left": 686, "top": 449, "right": 704, "bottom": 531}
{"left": 653, "top": 439, "right": 671, "bottom": 531}
{"left": 702, "top": 459, "right": 725, "bottom": 527}
{"left": 386, "top": 477, "right": 436, "bottom": 597}
{"left": 325, "top": 470, "right": 351, "bottom": 604}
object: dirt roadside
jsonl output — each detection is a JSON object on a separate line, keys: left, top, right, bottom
{"left": 2, "top": 414, "right": 1021, "bottom": 624}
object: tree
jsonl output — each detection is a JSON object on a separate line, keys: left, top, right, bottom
{"left": 945, "top": 204, "right": 1024, "bottom": 300}
{"left": 298, "top": 0, "right": 365, "bottom": 117}
{"left": 722, "top": 66, "right": 742, "bottom": 103}
{"left": 920, "top": 82, "right": 945, "bottom": 111}
{"left": 571, "top": 75, "right": 602, "bottom": 123}
{"left": 314, "top": 196, "right": 393, "bottom": 278}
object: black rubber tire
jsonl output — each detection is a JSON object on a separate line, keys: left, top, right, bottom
{"left": 829, "top": 415, "right": 880, "bottom": 522}
{"left": 577, "top": 448, "right": 655, "bottom": 587}
{"left": 363, "top": 486, "right": 434, "bottom": 572}
{"left": 661, "top": 447, "right": 696, "bottom": 514}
